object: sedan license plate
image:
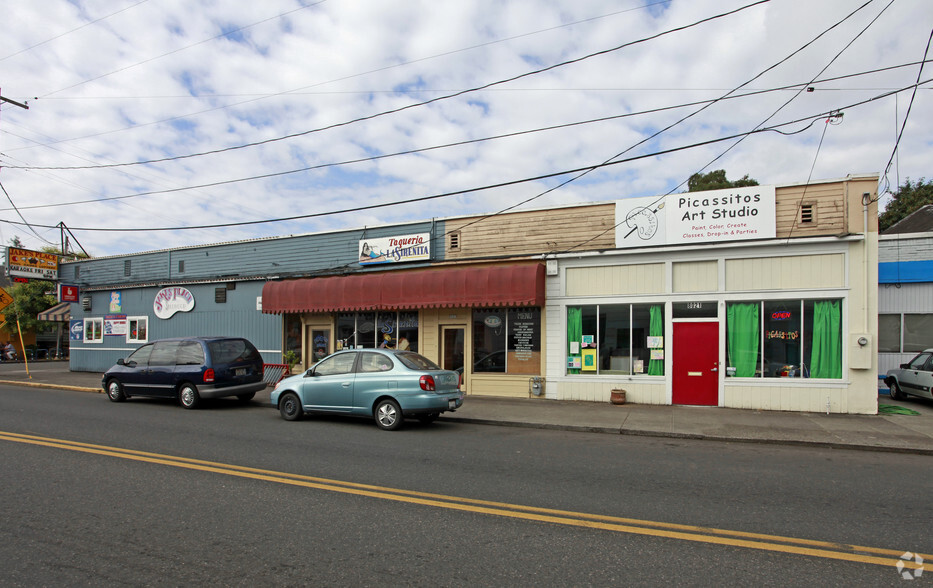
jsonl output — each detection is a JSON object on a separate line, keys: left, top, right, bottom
{"left": 448, "top": 399, "right": 457, "bottom": 410}
{"left": 235, "top": 368, "right": 246, "bottom": 376}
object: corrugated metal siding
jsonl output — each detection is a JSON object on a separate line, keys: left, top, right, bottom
{"left": 63, "top": 221, "right": 438, "bottom": 287}
{"left": 566, "top": 264, "right": 665, "bottom": 296}
{"left": 672, "top": 260, "right": 718, "bottom": 293}
{"left": 879, "top": 282, "right": 933, "bottom": 313}
{"left": 725, "top": 254, "right": 845, "bottom": 291}
{"left": 879, "top": 236, "right": 933, "bottom": 263}
{"left": 69, "top": 282, "right": 281, "bottom": 372}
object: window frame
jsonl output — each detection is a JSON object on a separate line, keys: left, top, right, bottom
{"left": 126, "top": 316, "right": 149, "bottom": 344}
{"left": 83, "top": 318, "right": 103, "bottom": 344}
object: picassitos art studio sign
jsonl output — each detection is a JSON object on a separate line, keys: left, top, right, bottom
{"left": 614, "top": 185, "right": 776, "bottom": 248}
{"left": 359, "top": 233, "right": 430, "bottom": 265}
{"left": 154, "top": 286, "right": 195, "bottom": 319}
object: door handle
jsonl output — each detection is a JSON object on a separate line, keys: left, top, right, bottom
{"left": 710, "top": 368, "right": 718, "bottom": 372}
{"left": 342, "top": 382, "right": 351, "bottom": 387}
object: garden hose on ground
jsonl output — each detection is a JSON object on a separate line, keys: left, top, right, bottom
{"left": 878, "top": 404, "right": 921, "bottom": 416}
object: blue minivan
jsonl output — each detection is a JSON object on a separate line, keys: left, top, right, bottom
{"left": 103, "top": 336, "right": 265, "bottom": 409}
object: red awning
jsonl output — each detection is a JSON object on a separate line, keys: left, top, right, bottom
{"left": 262, "top": 264, "right": 545, "bottom": 314}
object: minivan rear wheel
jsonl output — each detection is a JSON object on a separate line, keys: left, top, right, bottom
{"left": 179, "top": 384, "right": 200, "bottom": 409}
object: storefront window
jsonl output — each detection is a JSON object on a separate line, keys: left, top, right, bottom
{"left": 398, "top": 311, "right": 418, "bottom": 352}
{"left": 336, "top": 312, "right": 419, "bottom": 352}
{"left": 878, "top": 314, "right": 901, "bottom": 352}
{"left": 473, "top": 309, "right": 506, "bottom": 372}
{"left": 566, "top": 304, "right": 664, "bottom": 376}
{"left": 284, "top": 314, "right": 301, "bottom": 359}
{"left": 726, "top": 299, "right": 842, "bottom": 379}
{"left": 904, "top": 313, "right": 933, "bottom": 352}
{"left": 472, "top": 308, "right": 540, "bottom": 374}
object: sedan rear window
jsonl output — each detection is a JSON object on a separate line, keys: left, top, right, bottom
{"left": 396, "top": 351, "right": 441, "bottom": 371}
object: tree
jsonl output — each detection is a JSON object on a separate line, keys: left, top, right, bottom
{"left": 1, "top": 239, "right": 60, "bottom": 338}
{"left": 687, "top": 169, "right": 759, "bottom": 192}
{"left": 879, "top": 178, "right": 933, "bottom": 232}
{"left": 1, "top": 279, "right": 57, "bottom": 337}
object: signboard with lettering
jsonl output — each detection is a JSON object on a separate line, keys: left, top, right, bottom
{"left": 615, "top": 186, "right": 776, "bottom": 249}
{"left": 154, "top": 286, "right": 195, "bottom": 319}
{"left": 59, "top": 284, "right": 80, "bottom": 303}
{"left": 6, "top": 247, "right": 59, "bottom": 280}
{"left": 359, "top": 233, "right": 431, "bottom": 265}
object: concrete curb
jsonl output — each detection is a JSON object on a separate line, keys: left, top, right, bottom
{"left": 441, "top": 415, "right": 933, "bottom": 456}
{"left": 0, "top": 380, "right": 102, "bottom": 393}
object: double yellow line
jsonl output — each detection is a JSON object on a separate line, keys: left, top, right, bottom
{"left": 1, "top": 430, "right": 926, "bottom": 571}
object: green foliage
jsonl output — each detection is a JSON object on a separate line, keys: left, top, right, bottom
{"left": 283, "top": 350, "right": 300, "bottom": 368}
{"left": 687, "top": 169, "right": 759, "bottom": 192}
{"left": 879, "top": 178, "right": 933, "bottom": 232}
{"left": 1, "top": 280, "right": 57, "bottom": 336}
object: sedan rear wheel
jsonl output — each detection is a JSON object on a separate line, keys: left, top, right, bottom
{"left": 889, "top": 381, "right": 907, "bottom": 401}
{"left": 279, "top": 392, "right": 303, "bottom": 421}
{"left": 106, "top": 379, "right": 126, "bottom": 402}
{"left": 179, "top": 384, "right": 201, "bottom": 409}
{"left": 375, "top": 399, "right": 403, "bottom": 431}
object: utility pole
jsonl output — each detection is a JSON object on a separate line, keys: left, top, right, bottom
{"left": 0, "top": 91, "right": 30, "bottom": 110}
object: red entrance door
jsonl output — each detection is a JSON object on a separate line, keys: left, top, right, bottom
{"left": 672, "top": 322, "right": 719, "bottom": 406}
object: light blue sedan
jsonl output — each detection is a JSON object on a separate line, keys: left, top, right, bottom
{"left": 270, "top": 348, "right": 463, "bottom": 430}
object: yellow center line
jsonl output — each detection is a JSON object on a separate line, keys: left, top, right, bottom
{"left": 1, "top": 430, "right": 926, "bottom": 570}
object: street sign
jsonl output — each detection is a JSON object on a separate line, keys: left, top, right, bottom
{"left": 0, "top": 287, "right": 12, "bottom": 311}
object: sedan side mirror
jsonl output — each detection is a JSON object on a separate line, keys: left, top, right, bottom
{"left": 117, "top": 358, "right": 126, "bottom": 366}
{"left": 900, "top": 363, "right": 909, "bottom": 369}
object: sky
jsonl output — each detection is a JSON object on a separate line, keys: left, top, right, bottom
{"left": 0, "top": 0, "right": 930, "bottom": 258}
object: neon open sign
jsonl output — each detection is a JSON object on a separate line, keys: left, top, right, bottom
{"left": 771, "top": 311, "right": 792, "bottom": 321}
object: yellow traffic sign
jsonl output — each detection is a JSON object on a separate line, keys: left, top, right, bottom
{"left": 0, "top": 287, "right": 12, "bottom": 311}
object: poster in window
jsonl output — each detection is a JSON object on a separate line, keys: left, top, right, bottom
{"left": 568, "top": 356, "right": 581, "bottom": 369}
{"left": 582, "top": 348, "right": 597, "bottom": 371}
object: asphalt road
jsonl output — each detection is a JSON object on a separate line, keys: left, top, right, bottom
{"left": 1, "top": 384, "right": 931, "bottom": 586}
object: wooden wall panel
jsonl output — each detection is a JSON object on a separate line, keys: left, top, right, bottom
{"left": 673, "top": 260, "right": 718, "bottom": 292}
{"left": 566, "top": 263, "right": 665, "bottom": 296}
{"left": 725, "top": 253, "right": 845, "bottom": 291}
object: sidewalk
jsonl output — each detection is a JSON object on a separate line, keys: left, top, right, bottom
{"left": 3, "top": 361, "right": 933, "bottom": 455}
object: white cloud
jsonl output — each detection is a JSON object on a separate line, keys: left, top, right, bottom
{"left": 0, "top": 0, "right": 929, "bottom": 256}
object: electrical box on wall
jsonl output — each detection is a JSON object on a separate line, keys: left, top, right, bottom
{"left": 849, "top": 333, "right": 872, "bottom": 370}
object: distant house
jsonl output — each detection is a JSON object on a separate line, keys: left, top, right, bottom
{"left": 878, "top": 205, "right": 933, "bottom": 375}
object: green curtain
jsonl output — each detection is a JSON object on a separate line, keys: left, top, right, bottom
{"left": 810, "top": 300, "right": 842, "bottom": 379}
{"left": 567, "top": 307, "right": 582, "bottom": 374}
{"left": 727, "top": 303, "right": 759, "bottom": 377}
{"left": 647, "top": 305, "right": 664, "bottom": 375}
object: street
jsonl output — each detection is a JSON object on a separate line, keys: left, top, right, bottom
{"left": 1, "top": 383, "right": 931, "bottom": 586}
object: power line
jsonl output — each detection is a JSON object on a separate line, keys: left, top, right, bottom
{"left": 7, "top": 60, "right": 928, "bottom": 173}
{"left": 8, "top": 1, "right": 770, "bottom": 170}
{"left": 5, "top": 1, "right": 673, "bottom": 151}
{"left": 0, "top": 110, "right": 903, "bottom": 234}
{"left": 880, "top": 27, "right": 933, "bottom": 197}
{"left": 0, "top": 0, "right": 151, "bottom": 63}
{"left": 1, "top": 77, "right": 926, "bottom": 221}
{"left": 38, "top": 0, "right": 329, "bottom": 98}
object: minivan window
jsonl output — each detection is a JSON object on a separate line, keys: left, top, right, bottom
{"left": 149, "top": 341, "right": 181, "bottom": 366}
{"left": 208, "top": 339, "right": 260, "bottom": 364}
{"left": 176, "top": 341, "right": 205, "bottom": 365}
{"left": 126, "top": 344, "right": 154, "bottom": 366}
